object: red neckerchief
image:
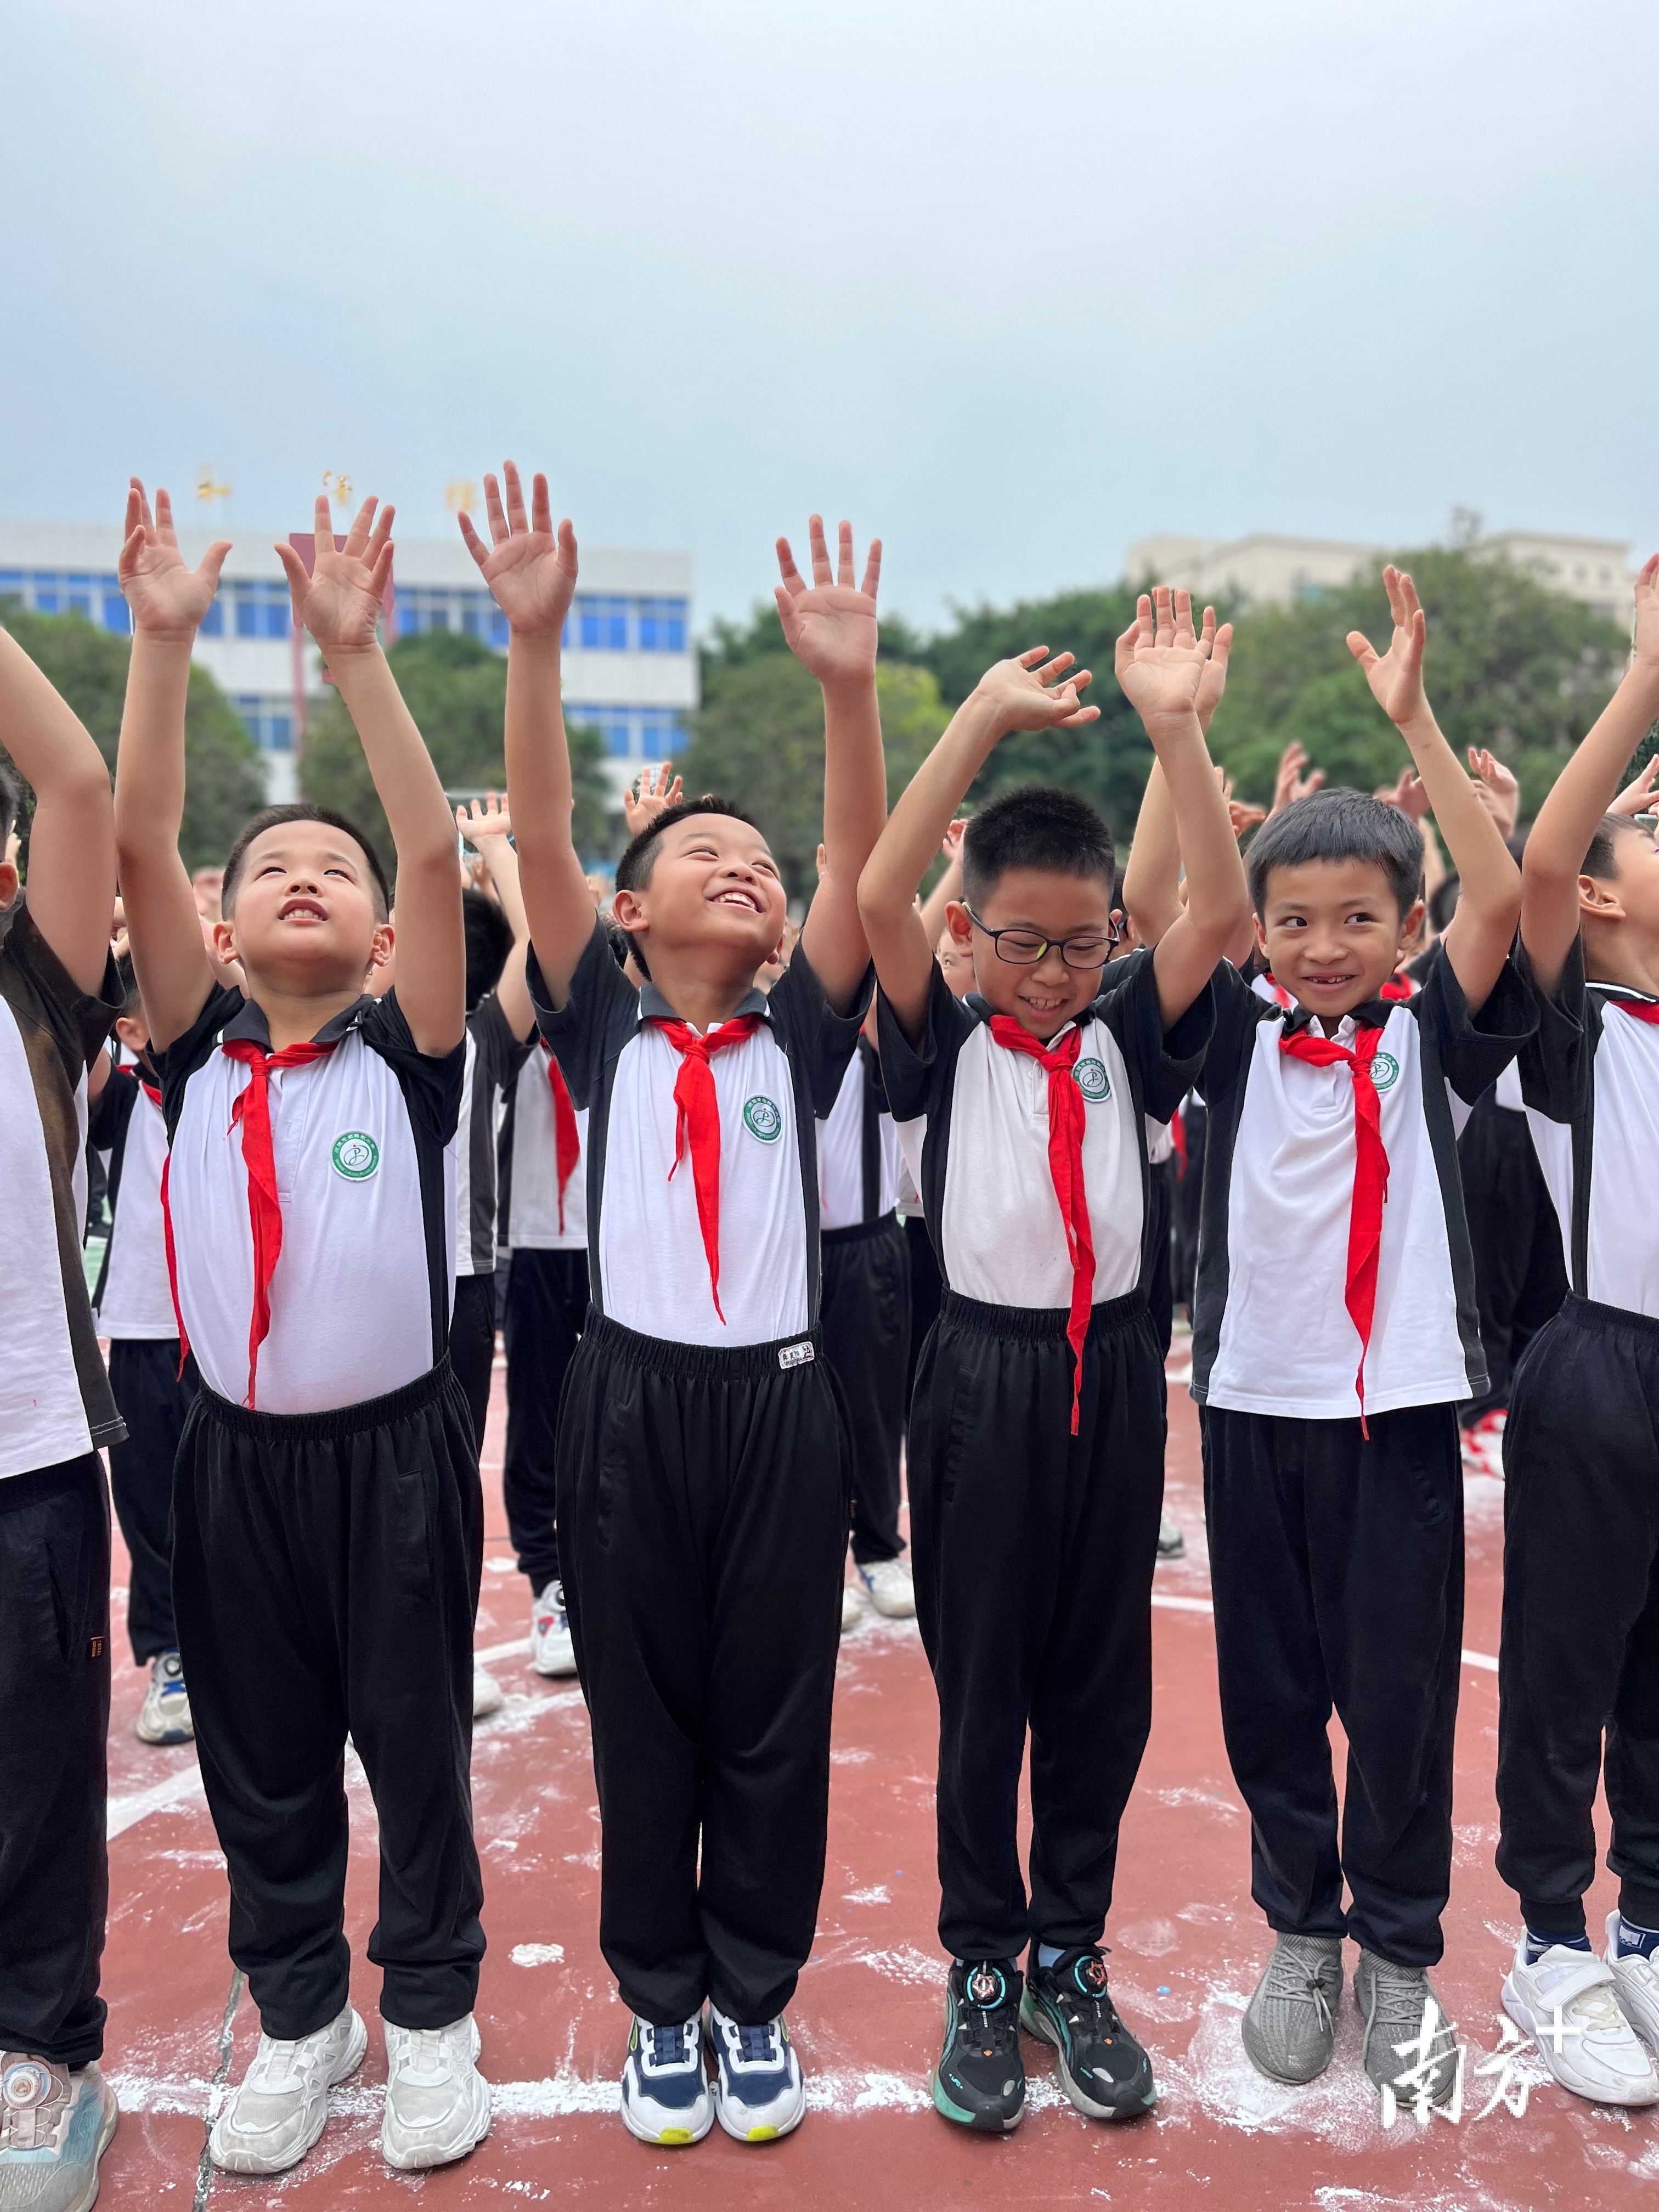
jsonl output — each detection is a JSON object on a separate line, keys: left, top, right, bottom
{"left": 1380, "top": 974, "right": 1416, "bottom": 1001}
{"left": 1263, "top": 974, "right": 1294, "bottom": 1009}
{"left": 652, "top": 1014, "right": 765, "bottom": 1323}
{"left": 1170, "top": 1102, "right": 1188, "bottom": 1180}
{"left": 136, "top": 1070, "right": 191, "bottom": 1375}
{"left": 1606, "top": 995, "right": 1659, "bottom": 1026}
{"left": 220, "top": 1037, "right": 341, "bottom": 1407}
{"left": 1278, "top": 1015, "right": 1390, "bottom": 1434}
{"left": 544, "top": 1046, "right": 582, "bottom": 1233}
{"left": 986, "top": 1015, "right": 1096, "bottom": 1435}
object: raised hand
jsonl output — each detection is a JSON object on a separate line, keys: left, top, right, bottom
{"left": 1271, "top": 739, "right": 1324, "bottom": 816}
{"left": 1609, "top": 752, "right": 1659, "bottom": 820}
{"left": 621, "top": 762, "right": 684, "bottom": 837}
{"left": 774, "top": 516, "right": 881, "bottom": 686}
{"left": 1217, "top": 768, "right": 1265, "bottom": 840}
{"left": 1635, "top": 552, "right": 1659, "bottom": 671}
{"left": 275, "top": 493, "right": 393, "bottom": 661}
{"left": 941, "top": 816, "right": 969, "bottom": 865}
{"left": 1376, "top": 765, "right": 1431, "bottom": 820}
{"left": 973, "top": 647, "right": 1098, "bottom": 733}
{"left": 456, "top": 792, "right": 515, "bottom": 847}
{"left": 119, "top": 479, "right": 229, "bottom": 640}
{"left": 460, "top": 462, "right": 578, "bottom": 639}
{"left": 1467, "top": 747, "right": 1520, "bottom": 837}
{"left": 1347, "top": 565, "right": 1429, "bottom": 728}
{"left": 1114, "top": 585, "right": 1214, "bottom": 722}
{"left": 1193, "top": 605, "right": 1234, "bottom": 736}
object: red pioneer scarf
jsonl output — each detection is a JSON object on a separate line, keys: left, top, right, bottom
{"left": 988, "top": 1017, "right": 1096, "bottom": 1435}
{"left": 1278, "top": 1019, "right": 1390, "bottom": 1433}
{"left": 545, "top": 1047, "right": 582, "bottom": 1234}
{"left": 652, "top": 1014, "right": 765, "bottom": 1323}
{"left": 220, "top": 1037, "right": 340, "bottom": 1407}
{"left": 138, "top": 1074, "right": 192, "bottom": 1374}
{"left": 1607, "top": 995, "right": 1659, "bottom": 1026}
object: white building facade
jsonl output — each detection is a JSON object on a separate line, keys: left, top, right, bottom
{"left": 0, "top": 518, "right": 697, "bottom": 808}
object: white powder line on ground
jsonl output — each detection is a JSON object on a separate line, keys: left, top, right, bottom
{"left": 1152, "top": 1592, "right": 1499, "bottom": 1675}
{"left": 107, "top": 1763, "right": 206, "bottom": 1840}
{"left": 477, "top": 1636, "right": 533, "bottom": 1666}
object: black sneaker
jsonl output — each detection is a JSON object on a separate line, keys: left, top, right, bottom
{"left": 1022, "top": 1948, "right": 1156, "bottom": 2120}
{"left": 931, "top": 1960, "right": 1025, "bottom": 2131}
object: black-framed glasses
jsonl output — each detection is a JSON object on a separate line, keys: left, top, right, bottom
{"left": 963, "top": 904, "right": 1121, "bottom": 969}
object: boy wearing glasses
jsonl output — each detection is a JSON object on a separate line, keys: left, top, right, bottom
{"left": 857, "top": 594, "right": 1248, "bottom": 2131}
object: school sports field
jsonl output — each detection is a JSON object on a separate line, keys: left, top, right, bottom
{"left": 96, "top": 1336, "right": 1658, "bottom": 2209}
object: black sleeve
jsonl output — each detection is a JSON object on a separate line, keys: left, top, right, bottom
{"left": 764, "top": 942, "right": 874, "bottom": 1118}
{"left": 1418, "top": 946, "right": 1536, "bottom": 1104}
{"left": 1094, "top": 946, "right": 1216, "bottom": 1124}
{"left": 1513, "top": 935, "right": 1590, "bottom": 1125}
{"left": 469, "top": 993, "right": 534, "bottom": 1095}
{"left": 875, "top": 960, "right": 976, "bottom": 1124}
{"left": 87, "top": 1062, "right": 139, "bottom": 1153}
{"left": 0, "top": 900, "right": 123, "bottom": 1082}
{"left": 153, "top": 980, "right": 244, "bottom": 1139}
{"left": 527, "top": 914, "right": 639, "bottom": 1111}
{"left": 1197, "top": 961, "right": 1271, "bottom": 1103}
{"left": 361, "top": 991, "right": 466, "bottom": 1148}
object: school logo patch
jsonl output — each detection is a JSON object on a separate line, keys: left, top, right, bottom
{"left": 331, "top": 1130, "right": 380, "bottom": 1181}
{"left": 1369, "top": 1051, "right": 1401, "bottom": 1094}
{"left": 742, "top": 1094, "right": 783, "bottom": 1144}
{"left": 1074, "top": 1057, "right": 1111, "bottom": 1102}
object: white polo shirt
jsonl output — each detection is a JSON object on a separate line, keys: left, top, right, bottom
{"left": 455, "top": 995, "right": 532, "bottom": 1277}
{"left": 818, "top": 1040, "right": 903, "bottom": 1231}
{"left": 499, "top": 1042, "right": 589, "bottom": 1255}
{"left": 88, "top": 1062, "right": 177, "bottom": 1339}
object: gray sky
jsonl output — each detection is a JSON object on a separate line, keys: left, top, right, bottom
{"left": 4, "top": 0, "right": 1654, "bottom": 632}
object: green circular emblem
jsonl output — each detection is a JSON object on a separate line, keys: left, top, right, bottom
{"left": 1074, "top": 1057, "right": 1111, "bottom": 1102}
{"left": 331, "top": 1130, "right": 380, "bottom": 1180}
{"left": 1369, "top": 1052, "right": 1401, "bottom": 1094}
{"left": 742, "top": 1094, "right": 783, "bottom": 1144}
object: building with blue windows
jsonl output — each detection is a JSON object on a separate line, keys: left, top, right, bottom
{"left": 0, "top": 518, "right": 697, "bottom": 805}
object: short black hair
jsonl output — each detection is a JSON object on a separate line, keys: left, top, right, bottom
{"left": 462, "top": 887, "right": 513, "bottom": 1013}
{"left": 1583, "top": 814, "right": 1643, "bottom": 881}
{"left": 1246, "top": 788, "right": 1424, "bottom": 921}
{"left": 115, "top": 950, "right": 142, "bottom": 1020}
{"left": 1428, "top": 873, "right": 1460, "bottom": 936}
{"left": 961, "top": 785, "right": 1115, "bottom": 910}
{"left": 221, "top": 804, "right": 392, "bottom": 922}
{"left": 0, "top": 761, "right": 20, "bottom": 850}
{"left": 613, "top": 796, "right": 764, "bottom": 982}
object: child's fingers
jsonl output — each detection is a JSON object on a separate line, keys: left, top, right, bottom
{"left": 1211, "top": 621, "right": 1234, "bottom": 668}
{"left": 341, "top": 496, "right": 378, "bottom": 562}
{"left": 775, "top": 536, "right": 804, "bottom": 595}
{"left": 483, "top": 473, "right": 508, "bottom": 545}
{"left": 366, "top": 503, "right": 394, "bottom": 565}
{"left": 773, "top": 583, "right": 797, "bottom": 633}
{"left": 1173, "top": 589, "right": 1195, "bottom": 646}
{"left": 274, "top": 540, "right": 311, "bottom": 613}
{"left": 1153, "top": 585, "right": 1174, "bottom": 647}
{"left": 367, "top": 540, "right": 394, "bottom": 606}
{"left": 837, "top": 520, "right": 854, "bottom": 591}
{"left": 200, "top": 541, "right": 232, "bottom": 592}
{"left": 503, "top": 461, "right": 528, "bottom": 534}
{"left": 808, "top": 514, "right": 832, "bottom": 588}
{"left": 531, "top": 472, "right": 552, "bottom": 538}
{"left": 1136, "top": 594, "right": 1155, "bottom": 647}
{"left": 1038, "top": 652, "right": 1077, "bottom": 686}
{"left": 860, "top": 538, "right": 882, "bottom": 603}
{"left": 1017, "top": 645, "right": 1051, "bottom": 667}
{"left": 1346, "top": 630, "right": 1379, "bottom": 671}
{"left": 156, "top": 487, "right": 177, "bottom": 544}
{"left": 458, "top": 510, "right": 489, "bottom": 569}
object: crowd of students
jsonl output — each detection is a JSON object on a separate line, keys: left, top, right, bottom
{"left": 2, "top": 460, "right": 1658, "bottom": 2203}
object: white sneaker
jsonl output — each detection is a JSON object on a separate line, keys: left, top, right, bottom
{"left": 706, "top": 2007, "right": 806, "bottom": 2142}
{"left": 1606, "top": 1911, "right": 1659, "bottom": 2056}
{"left": 472, "top": 1664, "right": 505, "bottom": 1718}
{"left": 531, "top": 1581, "right": 577, "bottom": 1677}
{"left": 0, "top": 2055, "right": 118, "bottom": 2210}
{"left": 135, "top": 1650, "right": 194, "bottom": 1744}
{"left": 381, "top": 2015, "right": 491, "bottom": 2171}
{"left": 840, "top": 1583, "right": 861, "bottom": 1633}
{"left": 857, "top": 1558, "right": 916, "bottom": 1620}
{"left": 619, "top": 2016, "right": 714, "bottom": 2145}
{"left": 1501, "top": 1940, "right": 1659, "bottom": 2106}
{"left": 210, "top": 2003, "right": 368, "bottom": 2173}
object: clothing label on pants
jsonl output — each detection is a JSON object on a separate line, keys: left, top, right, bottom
{"left": 778, "top": 1340, "right": 815, "bottom": 1370}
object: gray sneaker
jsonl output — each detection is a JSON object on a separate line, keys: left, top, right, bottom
{"left": 0, "top": 2054, "right": 118, "bottom": 2211}
{"left": 1241, "top": 1934, "right": 1344, "bottom": 2083}
{"left": 1353, "top": 1951, "right": 1458, "bottom": 2107}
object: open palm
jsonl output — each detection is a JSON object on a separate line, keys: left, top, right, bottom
{"left": 774, "top": 517, "right": 881, "bottom": 685}
{"left": 1115, "top": 586, "right": 1212, "bottom": 719}
{"left": 276, "top": 494, "right": 393, "bottom": 658}
{"left": 460, "top": 463, "right": 577, "bottom": 638}
{"left": 1347, "top": 566, "right": 1427, "bottom": 727}
{"left": 120, "top": 480, "right": 228, "bottom": 639}
{"left": 979, "top": 647, "right": 1098, "bottom": 732}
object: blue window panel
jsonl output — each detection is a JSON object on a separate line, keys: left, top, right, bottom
{"left": 561, "top": 615, "right": 571, "bottom": 650}
{"left": 666, "top": 715, "right": 687, "bottom": 754}
{"left": 261, "top": 601, "right": 289, "bottom": 638}
{"left": 268, "top": 716, "right": 293, "bottom": 751}
{"left": 67, "top": 573, "right": 93, "bottom": 588}
{"left": 461, "top": 607, "right": 479, "bottom": 637}
{"left": 578, "top": 599, "right": 601, "bottom": 650}
{"left": 235, "top": 598, "right": 259, "bottom": 637}
{"left": 34, "top": 591, "right": 60, "bottom": 613}
{"left": 199, "top": 600, "right": 223, "bottom": 636}
{"left": 397, "top": 604, "right": 420, "bottom": 637}
{"left": 0, "top": 570, "right": 23, "bottom": 588}
{"left": 666, "top": 616, "right": 685, "bottom": 652}
{"left": 605, "top": 596, "right": 628, "bottom": 650}
{"left": 103, "top": 595, "right": 131, "bottom": 634}
{"left": 490, "top": 609, "right": 509, "bottom": 646}
{"left": 638, "top": 606, "right": 661, "bottom": 651}
{"left": 605, "top": 718, "right": 634, "bottom": 757}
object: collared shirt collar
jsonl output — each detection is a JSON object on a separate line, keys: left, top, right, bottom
{"left": 635, "top": 981, "right": 772, "bottom": 1033}
{"left": 219, "top": 992, "right": 375, "bottom": 1051}
{"left": 966, "top": 992, "right": 1098, "bottom": 1044}
{"left": 1278, "top": 996, "right": 1396, "bottom": 1041}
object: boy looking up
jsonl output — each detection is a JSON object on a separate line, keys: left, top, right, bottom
{"left": 1496, "top": 553, "right": 1659, "bottom": 2106}
{"left": 0, "top": 641, "right": 123, "bottom": 2211}
{"left": 115, "top": 484, "right": 490, "bottom": 2177}
{"left": 1172, "top": 568, "right": 1528, "bottom": 2109}
{"left": 858, "top": 589, "right": 1246, "bottom": 2132}
{"left": 487, "top": 469, "right": 887, "bottom": 2147}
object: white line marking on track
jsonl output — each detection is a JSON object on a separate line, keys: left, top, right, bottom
{"left": 107, "top": 1763, "right": 206, "bottom": 1839}
{"left": 1152, "top": 1591, "right": 1499, "bottom": 1675}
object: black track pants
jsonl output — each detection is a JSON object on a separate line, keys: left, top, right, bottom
{"left": 557, "top": 1312, "right": 848, "bottom": 2025}
{"left": 1457, "top": 1095, "right": 1567, "bottom": 1424}
{"left": 171, "top": 1364, "right": 486, "bottom": 2040}
{"left": 821, "top": 1215, "right": 911, "bottom": 1564}
{"left": 1146, "top": 1158, "right": 1176, "bottom": 1362}
{"left": 902, "top": 1215, "right": 943, "bottom": 1418}
{"left": 447, "top": 1274, "right": 497, "bottom": 1454}
{"left": 909, "top": 1290, "right": 1166, "bottom": 1963}
{"left": 503, "top": 1248, "right": 590, "bottom": 1593}
{"left": 106, "top": 1338, "right": 195, "bottom": 1663}
{"left": 0, "top": 1457, "right": 109, "bottom": 2068}
{"left": 1201, "top": 1401, "right": 1463, "bottom": 1967}
{"left": 1498, "top": 1295, "right": 1659, "bottom": 1936}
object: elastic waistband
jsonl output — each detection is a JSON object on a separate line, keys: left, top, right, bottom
{"left": 194, "top": 1358, "right": 456, "bottom": 1441}
{"left": 580, "top": 1308, "right": 823, "bottom": 1383}
{"left": 822, "top": 1210, "right": 901, "bottom": 1249}
{"left": 0, "top": 1452, "right": 105, "bottom": 1517}
{"left": 1556, "top": 1292, "right": 1659, "bottom": 1346}
{"left": 939, "top": 1286, "right": 1148, "bottom": 1342}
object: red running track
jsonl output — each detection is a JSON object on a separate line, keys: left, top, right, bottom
{"left": 95, "top": 1337, "right": 1658, "bottom": 2208}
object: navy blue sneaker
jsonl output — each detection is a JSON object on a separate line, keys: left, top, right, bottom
{"left": 1022, "top": 1948, "right": 1155, "bottom": 2120}
{"left": 618, "top": 2017, "right": 713, "bottom": 2146}
{"left": 706, "top": 2008, "right": 805, "bottom": 2142}
{"left": 931, "top": 1960, "right": 1025, "bottom": 2131}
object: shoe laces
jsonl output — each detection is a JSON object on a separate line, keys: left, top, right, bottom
{"left": 1262, "top": 1946, "right": 1336, "bottom": 2030}
{"left": 640, "top": 2021, "right": 697, "bottom": 2074}
{"left": 244, "top": 2034, "right": 318, "bottom": 2095}
{"left": 1568, "top": 1980, "right": 1634, "bottom": 2039}
{"left": 1365, "top": 1965, "right": 1448, "bottom": 2046}
{"left": 721, "top": 2019, "right": 782, "bottom": 2070}
{"left": 390, "top": 2027, "right": 458, "bottom": 2086}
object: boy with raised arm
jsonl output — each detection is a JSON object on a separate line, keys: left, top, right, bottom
{"left": 858, "top": 592, "right": 1246, "bottom": 2132}
{"left": 114, "top": 484, "right": 490, "bottom": 2178}
{"left": 1495, "top": 554, "right": 1659, "bottom": 2106}
{"left": 0, "top": 642, "right": 123, "bottom": 2210}
{"left": 1175, "top": 569, "right": 1528, "bottom": 2111}
{"left": 483, "top": 467, "right": 886, "bottom": 2147}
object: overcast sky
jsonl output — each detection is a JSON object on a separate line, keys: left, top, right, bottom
{"left": 4, "top": 0, "right": 1654, "bottom": 632}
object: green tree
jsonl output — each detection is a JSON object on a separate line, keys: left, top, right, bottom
{"left": 0, "top": 601, "right": 264, "bottom": 870}
{"left": 300, "top": 629, "right": 611, "bottom": 871}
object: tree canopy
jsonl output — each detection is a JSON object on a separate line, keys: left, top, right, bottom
{"left": 0, "top": 601, "right": 265, "bottom": 871}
